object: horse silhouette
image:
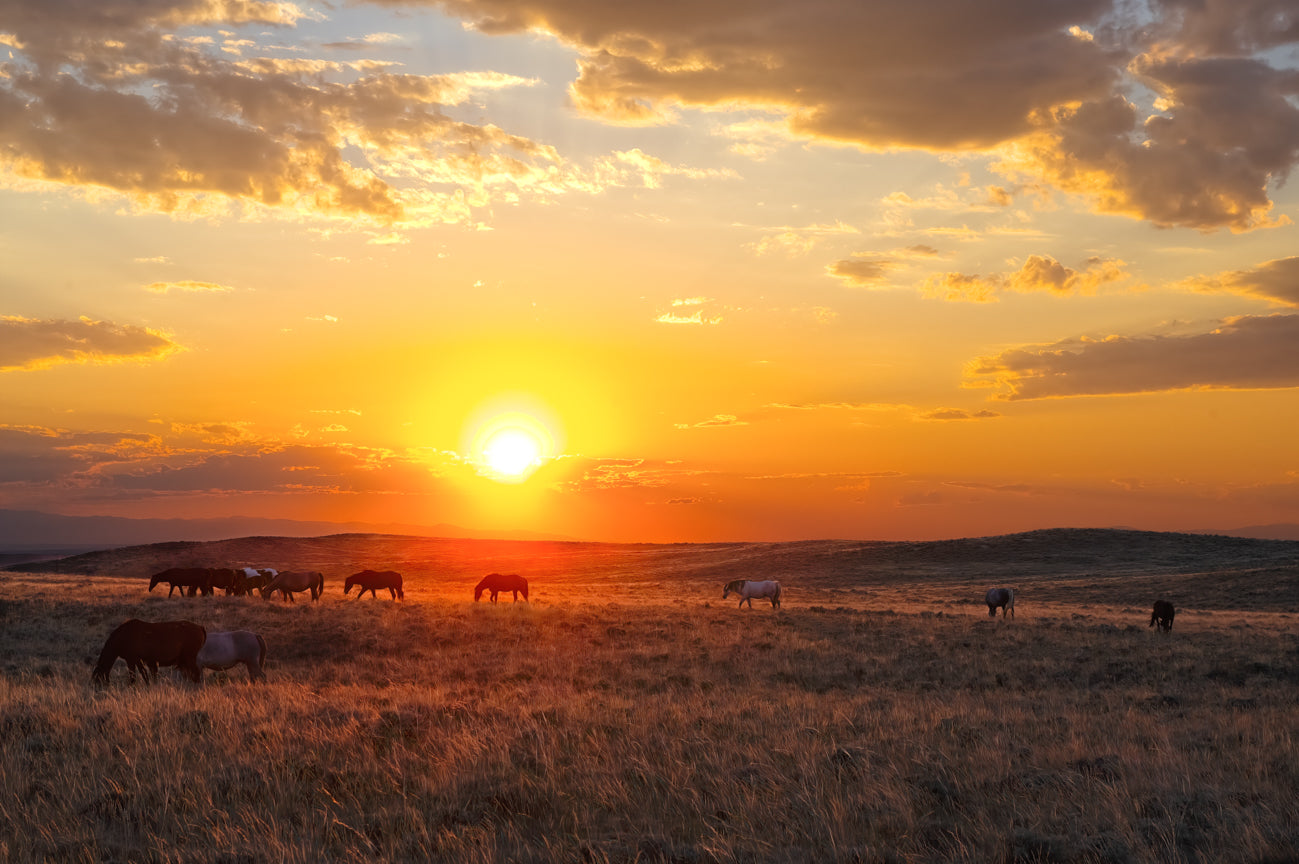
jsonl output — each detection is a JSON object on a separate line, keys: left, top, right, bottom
{"left": 985, "top": 587, "right": 1015, "bottom": 618}
{"left": 1150, "top": 600, "right": 1175, "bottom": 633}
{"left": 92, "top": 619, "right": 206, "bottom": 685}
{"left": 474, "top": 573, "right": 528, "bottom": 602}
{"left": 344, "top": 570, "right": 404, "bottom": 600}
{"left": 723, "top": 579, "right": 781, "bottom": 608}
{"left": 148, "top": 568, "right": 216, "bottom": 598}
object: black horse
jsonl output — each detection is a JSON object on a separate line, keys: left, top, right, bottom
{"left": 474, "top": 573, "right": 528, "bottom": 603}
{"left": 985, "top": 587, "right": 1015, "bottom": 618}
{"left": 148, "top": 568, "right": 216, "bottom": 598}
{"left": 92, "top": 619, "right": 206, "bottom": 685}
{"left": 1150, "top": 600, "right": 1175, "bottom": 633}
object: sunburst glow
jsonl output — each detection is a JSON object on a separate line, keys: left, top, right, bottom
{"left": 464, "top": 399, "right": 561, "bottom": 484}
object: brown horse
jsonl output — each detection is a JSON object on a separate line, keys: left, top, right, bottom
{"left": 474, "top": 572, "right": 528, "bottom": 603}
{"left": 148, "top": 568, "right": 216, "bottom": 598}
{"left": 344, "top": 570, "right": 404, "bottom": 600}
{"left": 260, "top": 570, "right": 324, "bottom": 602}
{"left": 1150, "top": 600, "right": 1175, "bottom": 633}
{"left": 92, "top": 619, "right": 206, "bottom": 685}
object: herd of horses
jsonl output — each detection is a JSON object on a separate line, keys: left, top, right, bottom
{"left": 92, "top": 569, "right": 1178, "bottom": 686}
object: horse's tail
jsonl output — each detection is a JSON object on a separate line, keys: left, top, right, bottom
{"left": 520, "top": 578, "right": 528, "bottom": 601}
{"left": 396, "top": 576, "right": 404, "bottom": 600}
{"left": 773, "top": 582, "right": 782, "bottom": 607}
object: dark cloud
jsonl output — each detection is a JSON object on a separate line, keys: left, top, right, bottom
{"left": 0, "top": 316, "right": 179, "bottom": 371}
{"left": 967, "top": 314, "right": 1299, "bottom": 400}
{"left": 1183, "top": 256, "right": 1299, "bottom": 306}
{"left": 399, "top": 0, "right": 1299, "bottom": 231}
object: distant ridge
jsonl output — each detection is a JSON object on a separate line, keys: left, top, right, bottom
{"left": 0, "top": 508, "right": 573, "bottom": 553}
{"left": 9, "top": 526, "right": 1299, "bottom": 583}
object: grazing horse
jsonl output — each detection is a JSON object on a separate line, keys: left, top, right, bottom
{"left": 345, "top": 569, "right": 404, "bottom": 600}
{"left": 1150, "top": 600, "right": 1175, "bottom": 633}
{"left": 197, "top": 630, "right": 267, "bottom": 682}
{"left": 723, "top": 579, "right": 782, "bottom": 609}
{"left": 233, "top": 567, "right": 276, "bottom": 596}
{"left": 92, "top": 619, "right": 206, "bottom": 685}
{"left": 148, "top": 568, "right": 216, "bottom": 598}
{"left": 205, "top": 568, "right": 243, "bottom": 595}
{"left": 985, "top": 587, "right": 1015, "bottom": 618}
{"left": 474, "top": 573, "right": 528, "bottom": 603}
{"left": 260, "top": 570, "right": 324, "bottom": 602}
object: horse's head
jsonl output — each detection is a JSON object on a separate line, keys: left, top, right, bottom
{"left": 473, "top": 585, "right": 484, "bottom": 601}
{"left": 148, "top": 573, "right": 163, "bottom": 591}
{"left": 722, "top": 580, "right": 741, "bottom": 599}
{"left": 343, "top": 575, "right": 356, "bottom": 594}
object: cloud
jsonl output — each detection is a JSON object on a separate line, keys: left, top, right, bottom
{"left": 828, "top": 245, "right": 940, "bottom": 287}
{"left": 429, "top": 0, "right": 1115, "bottom": 148}
{"left": 922, "top": 255, "right": 1126, "bottom": 302}
{"left": 0, "top": 1, "right": 585, "bottom": 225}
{"left": 966, "top": 314, "right": 1299, "bottom": 400}
{"left": 920, "top": 408, "right": 1001, "bottom": 421}
{"left": 674, "top": 414, "right": 746, "bottom": 429}
{"left": 827, "top": 255, "right": 896, "bottom": 286}
{"left": 655, "top": 297, "right": 724, "bottom": 325}
{"left": 1178, "top": 256, "right": 1299, "bottom": 307}
{"left": 416, "top": 0, "right": 1299, "bottom": 231}
{"left": 144, "top": 280, "right": 234, "bottom": 294}
{"left": 0, "top": 315, "right": 179, "bottom": 371}
{"left": 745, "top": 221, "right": 859, "bottom": 258}
{"left": 998, "top": 53, "right": 1299, "bottom": 231}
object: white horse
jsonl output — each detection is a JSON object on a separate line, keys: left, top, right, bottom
{"left": 985, "top": 587, "right": 1015, "bottom": 618}
{"left": 723, "top": 579, "right": 781, "bottom": 609}
{"left": 197, "top": 630, "right": 267, "bottom": 682}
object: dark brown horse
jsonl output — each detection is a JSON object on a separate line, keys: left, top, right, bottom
{"left": 474, "top": 573, "right": 528, "bottom": 603}
{"left": 92, "top": 619, "right": 206, "bottom": 685}
{"left": 1150, "top": 600, "right": 1175, "bottom": 633}
{"left": 148, "top": 568, "right": 216, "bottom": 598}
{"left": 345, "top": 569, "right": 404, "bottom": 600}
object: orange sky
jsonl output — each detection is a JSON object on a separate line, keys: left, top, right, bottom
{"left": 2, "top": 0, "right": 1299, "bottom": 541}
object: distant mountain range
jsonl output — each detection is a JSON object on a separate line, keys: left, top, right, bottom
{"left": 3, "top": 507, "right": 1299, "bottom": 560}
{"left": 0, "top": 508, "right": 572, "bottom": 558}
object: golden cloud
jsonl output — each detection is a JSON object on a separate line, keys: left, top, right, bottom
{"left": 965, "top": 314, "right": 1299, "bottom": 400}
{"left": 0, "top": 315, "right": 180, "bottom": 371}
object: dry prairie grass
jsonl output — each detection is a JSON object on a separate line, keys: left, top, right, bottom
{"left": 1, "top": 553, "right": 1298, "bottom": 863}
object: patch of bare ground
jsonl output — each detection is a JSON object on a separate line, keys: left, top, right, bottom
{"left": 1, "top": 553, "right": 1297, "bottom": 864}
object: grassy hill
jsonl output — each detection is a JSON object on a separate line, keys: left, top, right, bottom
{"left": 9, "top": 527, "right": 1299, "bottom": 611}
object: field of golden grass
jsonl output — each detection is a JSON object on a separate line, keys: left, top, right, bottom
{"left": 2, "top": 532, "right": 1298, "bottom": 863}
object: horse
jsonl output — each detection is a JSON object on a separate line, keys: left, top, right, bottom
{"left": 197, "top": 630, "right": 267, "bottom": 682}
{"left": 722, "top": 579, "right": 782, "bottom": 608}
{"left": 1150, "top": 600, "right": 1175, "bottom": 633}
{"left": 985, "top": 587, "right": 1015, "bottom": 618}
{"left": 233, "top": 567, "right": 277, "bottom": 596}
{"left": 205, "top": 568, "right": 242, "bottom": 595}
{"left": 92, "top": 619, "right": 206, "bottom": 685}
{"left": 260, "top": 570, "right": 324, "bottom": 602}
{"left": 148, "top": 568, "right": 216, "bottom": 598}
{"left": 345, "top": 569, "right": 404, "bottom": 600}
{"left": 474, "top": 573, "right": 528, "bottom": 602}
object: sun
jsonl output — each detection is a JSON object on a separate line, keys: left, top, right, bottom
{"left": 463, "top": 397, "right": 562, "bottom": 484}
{"left": 482, "top": 427, "right": 543, "bottom": 480}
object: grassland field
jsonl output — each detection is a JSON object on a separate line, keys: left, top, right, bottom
{"left": 1, "top": 537, "right": 1298, "bottom": 864}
